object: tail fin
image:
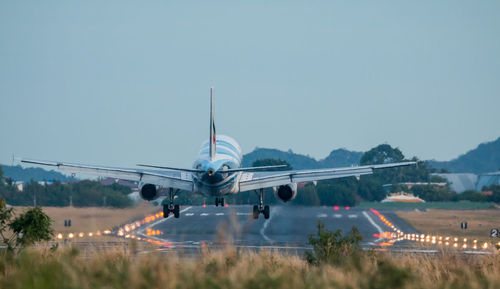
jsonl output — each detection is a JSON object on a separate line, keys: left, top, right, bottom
{"left": 209, "top": 87, "right": 216, "bottom": 160}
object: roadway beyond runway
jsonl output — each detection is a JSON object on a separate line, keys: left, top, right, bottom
{"left": 137, "top": 205, "right": 419, "bottom": 252}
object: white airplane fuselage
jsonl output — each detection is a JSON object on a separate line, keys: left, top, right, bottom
{"left": 192, "top": 135, "right": 243, "bottom": 197}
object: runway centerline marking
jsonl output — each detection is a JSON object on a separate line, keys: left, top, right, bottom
{"left": 348, "top": 214, "right": 358, "bottom": 218}
{"left": 237, "top": 212, "right": 251, "bottom": 215}
{"left": 216, "top": 213, "right": 224, "bottom": 216}
{"left": 317, "top": 213, "right": 327, "bottom": 218}
{"left": 185, "top": 213, "right": 194, "bottom": 216}
{"left": 362, "top": 211, "right": 384, "bottom": 243}
{"left": 200, "top": 213, "right": 209, "bottom": 216}
{"left": 333, "top": 214, "right": 342, "bottom": 218}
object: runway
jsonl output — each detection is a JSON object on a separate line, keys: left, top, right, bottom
{"left": 137, "top": 205, "right": 419, "bottom": 252}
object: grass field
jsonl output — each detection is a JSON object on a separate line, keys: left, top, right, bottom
{"left": 11, "top": 202, "right": 160, "bottom": 240}
{"left": 397, "top": 209, "right": 500, "bottom": 242}
{"left": 0, "top": 246, "right": 499, "bottom": 289}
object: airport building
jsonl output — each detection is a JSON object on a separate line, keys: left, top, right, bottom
{"left": 433, "top": 171, "right": 500, "bottom": 193}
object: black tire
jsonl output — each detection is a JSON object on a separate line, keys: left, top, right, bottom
{"left": 215, "top": 197, "right": 219, "bottom": 207}
{"left": 221, "top": 198, "right": 225, "bottom": 207}
{"left": 263, "top": 205, "right": 270, "bottom": 219}
{"left": 173, "top": 204, "right": 180, "bottom": 218}
{"left": 163, "top": 205, "right": 169, "bottom": 218}
{"left": 253, "top": 205, "right": 259, "bottom": 219}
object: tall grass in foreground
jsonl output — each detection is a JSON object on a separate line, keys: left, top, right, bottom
{"left": 0, "top": 245, "right": 499, "bottom": 289}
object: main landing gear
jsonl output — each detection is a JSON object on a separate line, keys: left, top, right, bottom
{"left": 215, "top": 197, "right": 225, "bottom": 207}
{"left": 253, "top": 188, "right": 270, "bottom": 219}
{"left": 163, "top": 188, "right": 180, "bottom": 218}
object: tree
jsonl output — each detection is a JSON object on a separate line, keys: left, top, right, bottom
{"left": 9, "top": 207, "right": 54, "bottom": 247}
{"left": 457, "top": 190, "right": 487, "bottom": 202}
{"left": 0, "top": 198, "right": 15, "bottom": 249}
{"left": 0, "top": 199, "right": 54, "bottom": 251}
{"left": 360, "top": 144, "right": 404, "bottom": 165}
{"left": 485, "top": 185, "right": 500, "bottom": 203}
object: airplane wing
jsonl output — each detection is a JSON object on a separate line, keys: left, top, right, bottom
{"left": 20, "top": 159, "right": 194, "bottom": 192}
{"left": 238, "top": 161, "right": 416, "bottom": 192}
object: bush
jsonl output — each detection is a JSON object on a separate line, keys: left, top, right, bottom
{"left": 305, "top": 220, "right": 363, "bottom": 265}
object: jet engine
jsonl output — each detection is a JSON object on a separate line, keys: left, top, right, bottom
{"left": 139, "top": 183, "right": 160, "bottom": 201}
{"left": 273, "top": 183, "right": 297, "bottom": 202}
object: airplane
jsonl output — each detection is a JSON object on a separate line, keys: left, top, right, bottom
{"left": 21, "top": 88, "right": 416, "bottom": 219}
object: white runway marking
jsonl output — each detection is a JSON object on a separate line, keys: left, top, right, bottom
{"left": 333, "top": 214, "right": 342, "bottom": 218}
{"left": 362, "top": 211, "right": 384, "bottom": 243}
{"left": 236, "top": 212, "right": 251, "bottom": 215}
{"left": 216, "top": 213, "right": 224, "bottom": 216}
{"left": 200, "top": 213, "right": 209, "bottom": 216}
{"left": 260, "top": 207, "right": 281, "bottom": 243}
{"left": 348, "top": 214, "right": 358, "bottom": 218}
{"left": 185, "top": 213, "right": 194, "bottom": 216}
{"left": 317, "top": 213, "right": 327, "bottom": 218}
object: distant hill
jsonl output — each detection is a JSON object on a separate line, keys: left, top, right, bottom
{"left": 318, "top": 148, "right": 363, "bottom": 168}
{"left": 429, "top": 137, "right": 500, "bottom": 174}
{"left": 0, "top": 164, "right": 76, "bottom": 182}
{"left": 242, "top": 148, "right": 362, "bottom": 169}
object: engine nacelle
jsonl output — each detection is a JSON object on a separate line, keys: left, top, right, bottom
{"left": 273, "top": 183, "right": 297, "bottom": 202}
{"left": 139, "top": 183, "right": 160, "bottom": 201}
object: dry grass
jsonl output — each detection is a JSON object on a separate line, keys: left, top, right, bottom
{"left": 397, "top": 209, "right": 500, "bottom": 242}
{"left": 11, "top": 202, "right": 159, "bottom": 242}
{"left": 0, "top": 246, "right": 499, "bottom": 289}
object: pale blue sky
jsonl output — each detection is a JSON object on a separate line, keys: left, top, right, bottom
{"left": 1, "top": 1, "right": 499, "bottom": 168}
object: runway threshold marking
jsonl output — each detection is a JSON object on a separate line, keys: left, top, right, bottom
{"left": 362, "top": 211, "right": 384, "bottom": 243}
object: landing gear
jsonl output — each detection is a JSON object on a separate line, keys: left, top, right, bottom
{"left": 253, "top": 189, "right": 270, "bottom": 219}
{"left": 215, "top": 197, "right": 225, "bottom": 207}
{"left": 163, "top": 188, "right": 181, "bottom": 218}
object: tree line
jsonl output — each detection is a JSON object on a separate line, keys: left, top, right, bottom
{"left": 0, "top": 167, "right": 133, "bottom": 208}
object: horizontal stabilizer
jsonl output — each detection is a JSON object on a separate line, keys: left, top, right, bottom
{"left": 224, "top": 165, "right": 288, "bottom": 173}
{"left": 136, "top": 164, "right": 203, "bottom": 173}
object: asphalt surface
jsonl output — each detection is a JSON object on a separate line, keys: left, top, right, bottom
{"left": 138, "top": 205, "right": 419, "bottom": 252}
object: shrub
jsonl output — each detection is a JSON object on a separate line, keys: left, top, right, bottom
{"left": 305, "top": 220, "right": 363, "bottom": 265}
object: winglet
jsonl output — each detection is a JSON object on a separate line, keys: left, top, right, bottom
{"left": 209, "top": 87, "right": 216, "bottom": 161}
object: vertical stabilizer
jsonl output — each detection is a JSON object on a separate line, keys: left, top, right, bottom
{"left": 209, "top": 87, "right": 216, "bottom": 160}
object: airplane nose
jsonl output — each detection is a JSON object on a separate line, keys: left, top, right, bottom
{"left": 208, "top": 168, "right": 215, "bottom": 176}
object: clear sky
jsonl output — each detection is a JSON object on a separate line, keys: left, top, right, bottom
{"left": 1, "top": 1, "right": 499, "bottom": 168}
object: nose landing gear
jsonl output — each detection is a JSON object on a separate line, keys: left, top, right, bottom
{"left": 215, "top": 197, "right": 225, "bottom": 207}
